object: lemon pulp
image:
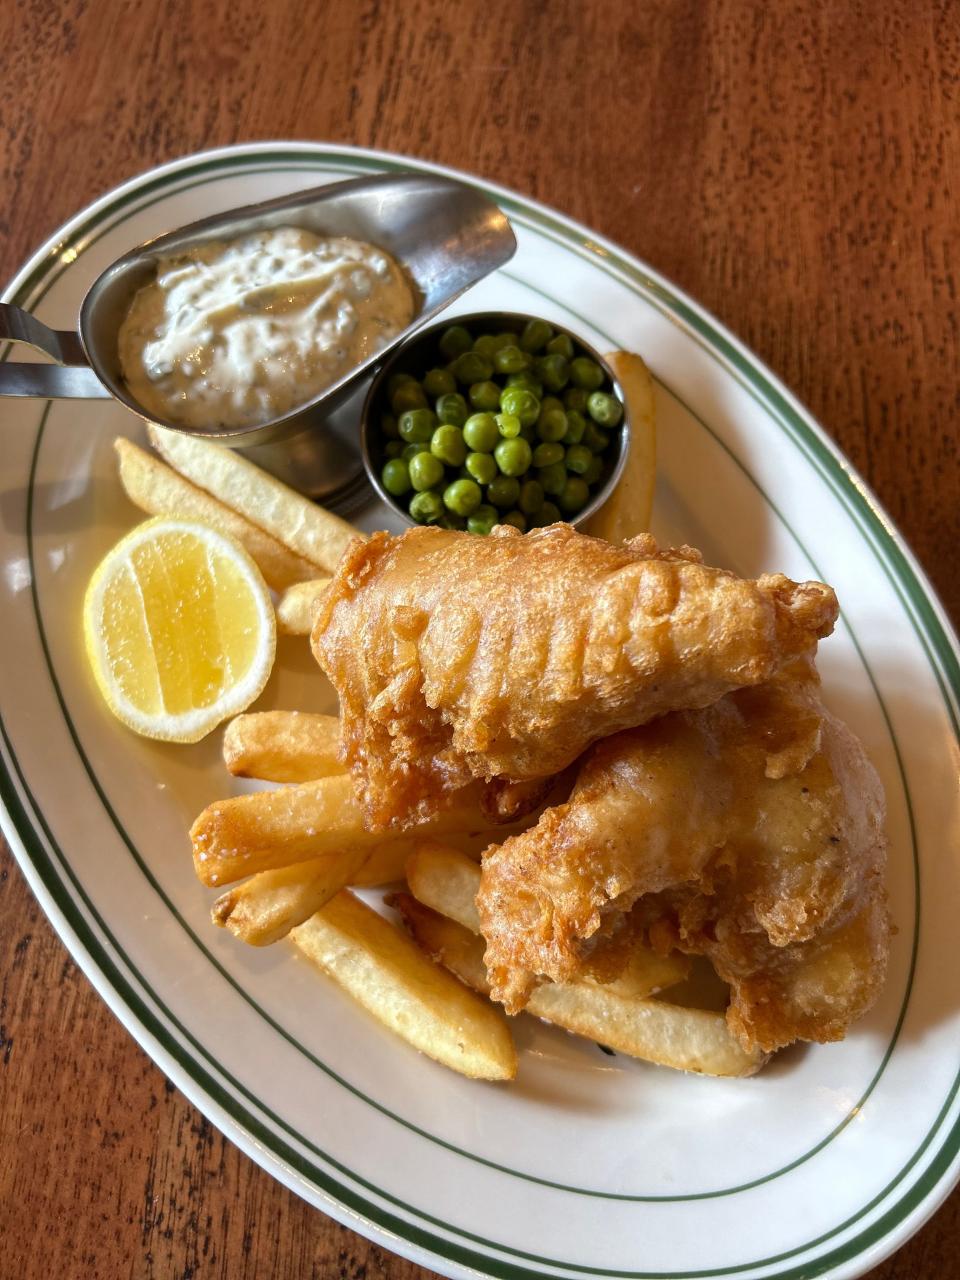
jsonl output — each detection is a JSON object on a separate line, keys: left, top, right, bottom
{"left": 84, "top": 518, "right": 275, "bottom": 742}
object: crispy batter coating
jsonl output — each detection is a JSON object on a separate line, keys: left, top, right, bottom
{"left": 312, "top": 525, "right": 839, "bottom": 830}
{"left": 477, "top": 659, "right": 889, "bottom": 1052}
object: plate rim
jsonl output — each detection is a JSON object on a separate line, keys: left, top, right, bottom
{"left": 3, "top": 140, "right": 959, "bottom": 1280}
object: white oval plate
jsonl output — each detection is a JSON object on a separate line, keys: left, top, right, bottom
{"left": 2, "top": 143, "right": 959, "bottom": 1280}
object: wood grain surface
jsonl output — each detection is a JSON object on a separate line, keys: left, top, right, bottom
{"left": 1, "top": 1, "right": 958, "bottom": 1277}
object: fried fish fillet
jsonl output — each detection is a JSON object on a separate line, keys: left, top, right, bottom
{"left": 477, "top": 659, "right": 889, "bottom": 1051}
{"left": 312, "top": 525, "right": 839, "bottom": 830}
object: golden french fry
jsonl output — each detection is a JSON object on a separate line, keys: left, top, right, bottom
{"left": 211, "top": 847, "right": 369, "bottom": 945}
{"left": 405, "top": 841, "right": 690, "bottom": 996}
{"left": 147, "top": 424, "right": 362, "bottom": 573}
{"left": 352, "top": 842, "right": 413, "bottom": 887}
{"left": 276, "top": 578, "right": 331, "bottom": 635}
{"left": 528, "top": 978, "right": 766, "bottom": 1077}
{"left": 191, "top": 778, "right": 491, "bottom": 887}
{"left": 405, "top": 841, "right": 483, "bottom": 931}
{"left": 192, "top": 774, "right": 373, "bottom": 886}
{"left": 393, "top": 891, "right": 487, "bottom": 981}
{"left": 222, "top": 710, "right": 342, "bottom": 783}
{"left": 582, "top": 351, "right": 657, "bottom": 542}
{"left": 394, "top": 895, "right": 764, "bottom": 1078}
{"left": 115, "top": 437, "right": 320, "bottom": 591}
{"left": 291, "top": 891, "right": 517, "bottom": 1081}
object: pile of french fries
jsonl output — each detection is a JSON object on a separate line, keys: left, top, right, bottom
{"left": 118, "top": 358, "right": 767, "bottom": 1082}
{"left": 116, "top": 427, "right": 337, "bottom": 634}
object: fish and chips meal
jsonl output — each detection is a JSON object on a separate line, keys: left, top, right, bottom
{"left": 84, "top": 341, "right": 890, "bottom": 1082}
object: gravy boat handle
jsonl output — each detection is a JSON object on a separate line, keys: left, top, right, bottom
{"left": 0, "top": 303, "right": 110, "bottom": 398}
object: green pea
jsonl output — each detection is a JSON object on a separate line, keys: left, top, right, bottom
{"left": 473, "top": 332, "right": 511, "bottom": 357}
{"left": 384, "top": 440, "right": 404, "bottom": 460}
{"left": 537, "top": 407, "right": 568, "bottom": 442}
{"left": 539, "top": 500, "right": 562, "bottom": 526}
{"left": 451, "top": 351, "right": 494, "bottom": 385}
{"left": 463, "top": 412, "right": 499, "bottom": 452}
{"left": 495, "top": 436, "right": 533, "bottom": 476}
{"left": 532, "top": 442, "right": 565, "bottom": 468}
{"left": 519, "top": 319, "right": 553, "bottom": 352}
{"left": 496, "top": 412, "right": 522, "bottom": 439}
{"left": 438, "top": 325, "right": 473, "bottom": 360}
{"left": 507, "top": 371, "right": 544, "bottom": 398}
{"left": 443, "top": 477, "right": 483, "bottom": 516}
{"left": 537, "top": 461, "right": 568, "bottom": 496}
{"left": 487, "top": 474, "right": 521, "bottom": 508}
{"left": 499, "top": 387, "right": 540, "bottom": 426}
{"left": 465, "top": 451, "right": 498, "bottom": 485}
{"left": 501, "top": 510, "right": 527, "bottom": 532}
{"left": 535, "top": 353, "right": 569, "bottom": 392}
{"left": 439, "top": 514, "right": 467, "bottom": 531}
{"left": 435, "top": 393, "right": 469, "bottom": 427}
{"left": 546, "top": 333, "right": 574, "bottom": 360}
{"left": 398, "top": 408, "right": 437, "bottom": 443}
{"left": 431, "top": 424, "right": 467, "bottom": 467}
{"left": 467, "top": 380, "right": 499, "bottom": 412}
{"left": 565, "top": 443, "right": 594, "bottom": 475}
{"left": 423, "top": 367, "right": 457, "bottom": 398}
{"left": 391, "top": 381, "right": 428, "bottom": 414}
{"left": 387, "top": 372, "right": 416, "bottom": 397}
{"left": 401, "top": 442, "right": 424, "bottom": 461}
{"left": 381, "top": 458, "right": 412, "bottom": 496}
{"left": 493, "top": 344, "right": 532, "bottom": 375}
{"left": 467, "top": 503, "right": 498, "bottom": 535}
{"left": 569, "top": 357, "right": 605, "bottom": 390}
{"left": 558, "top": 476, "right": 590, "bottom": 514}
{"left": 409, "top": 490, "right": 445, "bottom": 523}
{"left": 562, "top": 410, "right": 587, "bottom": 444}
{"left": 381, "top": 412, "right": 400, "bottom": 439}
{"left": 409, "top": 451, "right": 445, "bottom": 491}
{"left": 583, "top": 454, "right": 603, "bottom": 485}
{"left": 564, "top": 387, "right": 589, "bottom": 413}
{"left": 519, "top": 479, "right": 544, "bottom": 515}
{"left": 583, "top": 420, "right": 611, "bottom": 452}
{"left": 587, "top": 391, "right": 623, "bottom": 427}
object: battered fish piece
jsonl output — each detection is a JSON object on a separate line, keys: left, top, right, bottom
{"left": 312, "top": 525, "right": 838, "bottom": 830}
{"left": 477, "top": 660, "right": 888, "bottom": 1051}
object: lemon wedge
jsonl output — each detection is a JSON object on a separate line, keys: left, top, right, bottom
{"left": 83, "top": 517, "right": 276, "bottom": 743}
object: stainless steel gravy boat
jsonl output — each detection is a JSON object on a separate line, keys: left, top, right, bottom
{"left": 0, "top": 172, "right": 517, "bottom": 501}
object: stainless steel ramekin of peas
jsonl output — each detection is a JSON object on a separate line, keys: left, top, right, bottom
{"left": 360, "top": 311, "right": 629, "bottom": 533}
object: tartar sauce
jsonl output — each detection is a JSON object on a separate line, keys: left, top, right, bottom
{"left": 118, "top": 227, "right": 416, "bottom": 429}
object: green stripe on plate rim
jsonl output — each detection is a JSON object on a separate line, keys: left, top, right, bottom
{"left": 0, "top": 145, "right": 956, "bottom": 1280}
{"left": 8, "top": 159, "right": 921, "bottom": 1201}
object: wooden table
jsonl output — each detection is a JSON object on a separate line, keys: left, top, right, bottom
{"left": 2, "top": 2, "right": 958, "bottom": 1276}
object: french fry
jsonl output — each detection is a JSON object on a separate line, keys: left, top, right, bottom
{"left": 147, "top": 425, "right": 362, "bottom": 573}
{"left": 212, "top": 834, "right": 421, "bottom": 945}
{"left": 192, "top": 774, "right": 375, "bottom": 886}
{"left": 222, "top": 711, "right": 342, "bottom": 783}
{"left": 212, "top": 847, "right": 369, "bottom": 945}
{"left": 190, "top": 778, "right": 492, "bottom": 887}
{"left": 115, "top": 437, "right": 320, "bottom": 591}
{"left": 405, "top": 841, "right": 482, "bottom": 931}
{"left": 291, "top": 891, "right": 517, "bottom": 1081}
{"left": 394, "top": 895, "right": 765, "bottom": 1078}
{"left": 582, "top": 351, "right": 657, "bottom": 542}
{"left": 276, "top": 578, "right": 331, "bottom": 635}
{"left": 352, "top": 842, "right": 414, "bottom": 887}
{"left": 405, "top": 841, "right": 690, "bottom": 997}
